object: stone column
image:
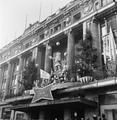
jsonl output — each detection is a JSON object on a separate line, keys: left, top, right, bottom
{"left": 10, "top": 110, "right": 15, "bottom": 120}
{"left": 5, "top": 61, "right": 12, "bottom": 97}
{"left": 36, "top": 47, "right": 45, "bottom": 86}
{"left": 38, "top": 111, "right": 45, "bottom": 120}
{"left": 66, "top": 29, "right": 75, "bottom": 81}
{"left": 83, "top": 21, "right": 87, "bottom": 40}
{"left": 16, "top": 55, "right": 23, "bottom": 94}
{"left": 0, "top": 66, "right": 3, "bottom": 91}
{"left": 44, "top": 43, "right": 52, "bottom": 74}
{"left": 90, "top": 17, "right": 103, "bottom": 78}
{"left": 37, "top": 47, "right": 45, "bottom": 72}
{"left": 64, "top": 109, "right": 71, "bottom": 120}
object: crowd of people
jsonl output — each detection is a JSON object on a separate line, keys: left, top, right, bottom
{"left": 80, "top": 114, "right": 107, "bottom": 120}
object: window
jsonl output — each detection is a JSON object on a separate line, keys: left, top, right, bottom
{"left": 73, "top": 12, "right": 81, "bottom": 22}
{"left": 101, "top": 15, "right": 117, "bottom": 42}
{"left": 24, "top": 41, "right": 32, "bottom": 49}
{"left": 40, "top": 34, "right": 44, "bottom": 40}
{"left": 63, "top": 21, "right": 66, "bottom": 28}
{"left": 101, "top": 15, "right": 117, "bottom": 65}
{"left": 10, "top": 61, "right": 19, "bottom": 95}
{"left": 54, "top": 24, "right": 61, "bottom": 33}
{"left": 1, "top": 66, "right": 8, "bottom": 97}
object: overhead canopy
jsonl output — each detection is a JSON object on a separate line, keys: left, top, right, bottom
{"left": 10, "top": 96, "right": 97, "bottom": 111}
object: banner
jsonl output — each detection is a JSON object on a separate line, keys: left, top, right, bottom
{"left": 109, "top": 26, "right": 116, "bottom": 62}
{"left": 103, "top": 26, "right": 116, "bottom": 64}
{"left": 40, "top": 69, "right": 50, "bottom": 79}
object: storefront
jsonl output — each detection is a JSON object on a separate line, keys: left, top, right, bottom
{"left": 100, "top": 91, "right": 117, "bottom": 120}
{"left": 10, "top": 96, "right": 97, "bottom": 120}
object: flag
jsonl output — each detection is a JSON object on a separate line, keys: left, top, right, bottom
{"left": 40, "top": 69, "right": 50, "bottom": 79}
{"left": 109, "top": 26, "right": 116, "bottom": 62}
{"left": 103, "top": 26, "right": 116, "bottom": 64}
{"left": 103, "top": 35, "right": 110, "bottom": 63}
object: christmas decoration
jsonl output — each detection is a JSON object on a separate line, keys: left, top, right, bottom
{"left": 21, "top": 60, "right": 38, "bottom": 91}
{"left": 74, "top": 30, "right": 98, "bottom": 81}
{"left": 32, "top": 83, "right": 53, "bottom": 103}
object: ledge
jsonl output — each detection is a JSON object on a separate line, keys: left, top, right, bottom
{"left": 0, "top": 2, "right": 115, "bottom": 65}
{"left": 1, "top": 77, "right": 116, "bottom": 105}
{"left": 11, "top": 96, "right": 97, "bottom": 110}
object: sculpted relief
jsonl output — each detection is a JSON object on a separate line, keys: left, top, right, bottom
{"left": 81, "top": 0, "right": 94, "bottom": 17}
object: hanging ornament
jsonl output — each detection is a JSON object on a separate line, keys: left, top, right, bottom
{"left": 48, "top": 45, "right": 51, "bottom": 50}
{"left": 74, "top": 112, "right": 77, "bottom": 117}
{"left": 49, "top": 56, "right": 53, "bottom": 60}
{"left": 56, "top": 41, "right": 60, "bottom": 46}
{"left": 64, "top": 52, "right": 67, "bottom": 56}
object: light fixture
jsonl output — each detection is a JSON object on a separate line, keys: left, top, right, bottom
{"left": 48, "top": 46, "right": 51, "bottom": 50}
{"left": 74, "top": 112, "right": 77, "bottom": 117}
{"left": 35, "top": 64, "right": 38, "bottom": 67}
{"left": 49, "top": 56, "right": 53, "bottom": 59}
{"left": 56, "top": 41, "right": 60, "bottom": 46}
{"left": 64, "top": 52, "right": 67, "bottom": 56}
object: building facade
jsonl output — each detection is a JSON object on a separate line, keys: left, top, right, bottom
{"left": 0, "top": 0, "right": 117, "bottom": 120}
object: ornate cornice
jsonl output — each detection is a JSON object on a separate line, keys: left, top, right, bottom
{"left": 0, "top": 0, "right": 115, "bottom": 65}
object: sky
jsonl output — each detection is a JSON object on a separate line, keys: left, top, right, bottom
{"left": 0, "top": 0, "right": 71, "bottom": 49}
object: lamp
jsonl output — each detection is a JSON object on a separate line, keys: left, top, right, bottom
{"left": 56, "top": 42, "right": 60, "bottom": 46}
{"left": 74, "top": 112, "right": 77, "bottom": 117}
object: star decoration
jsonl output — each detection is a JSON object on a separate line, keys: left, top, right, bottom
{"left": 31, "top": 83, "right": 53, "bottom": 103}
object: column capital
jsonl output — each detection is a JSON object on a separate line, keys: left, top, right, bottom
{"left": 64, "top": 28, "right": 72, "bottom": 35}
{"left": 91, "top": 16, "right": 98, "bottom": 23}
{"left": 18, "top": 54, "right": 23, "bottom": 59}
{"left": 7, "top": 60, "right": 11, "bottom": 65}
{"left": 43, "top": 40, "right": 49, "bottom": 46}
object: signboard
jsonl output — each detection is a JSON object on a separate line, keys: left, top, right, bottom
{"left": 32, "top": 83, "right": 53, "bottom": 103}
{"left": 14, "top": 111, "right": 27, "bottom": 120}
{"left": 1, "top": 108, "right": 11, "bottom": 119}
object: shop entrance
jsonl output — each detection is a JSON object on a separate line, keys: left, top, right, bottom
{"left": 101, "top": 105, "right": 117, "bottom": 120}
{"left": 71, "top": 109, "right": 84, "bottom": 120}
{"left": 47, "top": 107, "right": 64, "bottom": 120}
{"left": 105, "top": 109, "right": 117, "bottom": 120}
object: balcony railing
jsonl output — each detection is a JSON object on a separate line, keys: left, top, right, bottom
{"left": 101, "top": 0, "right": 113, "bottom": 7}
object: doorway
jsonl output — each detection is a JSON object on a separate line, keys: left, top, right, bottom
{"left": 47, "top": 107, "right": 64, "bottom": 120}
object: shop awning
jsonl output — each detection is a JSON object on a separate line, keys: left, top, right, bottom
{"left": 11, "top": 96, "right": 97, "bottom": 110}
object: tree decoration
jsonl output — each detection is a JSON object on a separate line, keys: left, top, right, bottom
{"left": 74, "top": 30, "right": 98, "bottom": 79}
{"left": 56, "top": 42, "right": 60, "bottom": 46}
{"left": 21, "top": 60, "right": 38, "bottom": 91}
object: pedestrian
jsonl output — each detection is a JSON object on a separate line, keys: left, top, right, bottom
{"left": 98, "top": 116, "right": 102, "bottom": 120}
{"left": 93, "top": 114, "right": 97, "bottom": 120}
{"left": 102, "top": 113, "right": 107, "bottom": 120}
